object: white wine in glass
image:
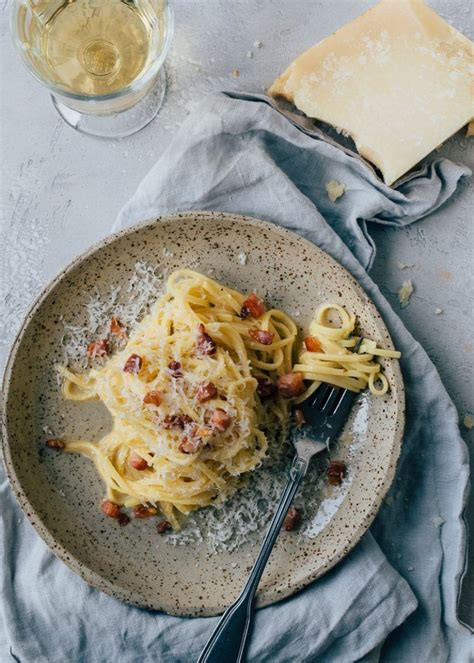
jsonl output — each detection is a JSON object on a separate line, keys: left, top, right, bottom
{"left": 12, "top": 0, "right": 174, "bottom": 138}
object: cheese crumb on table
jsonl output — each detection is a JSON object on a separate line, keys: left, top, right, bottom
{"left": 397, "top": 262, "right": 415, "bottom": 270}
{"left": 253, "top": 40, "right": 263, "bottom": 49}
{"left": 434, "top": 308, "right": 443, "bottom": 315}
{"left": 398, "top": 280, "right": 414, "bottom": 308}
{"left": 232, "top": 69, "right": 240, "bottom": 78}
{"left": 463, "top": 414, "right": 474, "bottom": 430}
{"left": 325, "top": 180, "right": 346, "bottom": 202}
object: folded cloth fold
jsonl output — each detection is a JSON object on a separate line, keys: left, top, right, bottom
{"left": 1, "top": 92, "right": 470, "bottom": 663}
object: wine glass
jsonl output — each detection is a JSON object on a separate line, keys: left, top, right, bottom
{"left": 11, "top": 0, "right": 174, "bottom": 138}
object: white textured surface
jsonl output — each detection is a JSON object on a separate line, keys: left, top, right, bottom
{"left": 1, "top": 0, "right": 472, "bottom": 621}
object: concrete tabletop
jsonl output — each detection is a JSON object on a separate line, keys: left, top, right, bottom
{"left": 1, "top": 0, "right": 472, "bottom": 626}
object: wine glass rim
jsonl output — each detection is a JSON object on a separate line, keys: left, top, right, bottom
{"left": 10, "top": 0, "right": 175, "bottom": 104}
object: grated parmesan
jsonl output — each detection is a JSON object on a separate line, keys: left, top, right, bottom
{"left": 238, "top": 251, "right": 248, "bottom": 265}
{"left": 61, "top": 261, "right": 163, "bottom": 370}
{"left": 166, "top": 437, "right": 292, "bottom": 553}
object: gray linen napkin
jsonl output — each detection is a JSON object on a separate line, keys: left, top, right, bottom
{"left": 1, "top": 93, "right": 471, "bottom": 663}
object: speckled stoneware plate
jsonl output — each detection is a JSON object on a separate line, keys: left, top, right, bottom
{"left": 1, "top": 212, "right": 404, "bottom": 616}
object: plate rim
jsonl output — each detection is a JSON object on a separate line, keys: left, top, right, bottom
{"left": 1, "top": 210, "right": 405, "bottom": 616}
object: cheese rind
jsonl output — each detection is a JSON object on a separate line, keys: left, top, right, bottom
{"left": 269, "top": 0, "right": 473, "bottom": 185}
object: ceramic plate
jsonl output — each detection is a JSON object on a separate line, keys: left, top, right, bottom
{"left": 1, "top": 212, "right": 404, "bottom": 616}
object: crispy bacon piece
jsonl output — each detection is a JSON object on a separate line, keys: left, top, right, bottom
{"left": 129, "top": 452, "right": 149, "bottom": 471}
{"left": 327, "top": 460, "right": 346, "bottom": 486}
{"left": 179, "top": 437, "right": 202, "bottom": 454}
{"left": 133, "top": 504, "right": 158, "bottom": 518}
{"left": 178, "top": 422, "right": 214, "bottom": 454}
{"left": 294, "top": 408, "right": 306, "bottom": 427}
{"left": 117, "top": 512, "right": 131, "bottom": 526}
{"left": 101, "top": 500, "right": 121, "bottom": 519}
{"left": 304, "top": 336, "right": 322, "bottom": 353}
{"left": 168, "top": 361, "right": 183, "bottom": 378}
{"left": 87, "top": 339, "right": 109, "bottom": 358}
{"left": 211, "top": 408, "right": 232, "bottom": 432}
{"left": 196, "top": 324, "right": 217, "bottom": 356}
{"left": 123, "top": 353, "right": 142, "bottom": 374}
{"left": 277, "top": 372, "right": 305, "bottom": 399}
{"left": 162, "top": 415, "right": 177, "bottom": 429}
{"left": 45, "top": 438, "right": 65, "bottom": 450}
{"left": 143, "top": 390, "right": 162, "bottom": 406}
{"left": 249, "top": 328, "right": 274, "bottom": 345}
{"left": 162, "top": 414, "right": 194, "bottom": 430}
{"left": 256, "top": 377, "right": 277, "bottom": 400}
{"left": 196, "top": 382, "right": 218, "bottom": 403}
{"left": 157, "top": 520, "right": 172, "bottom": 534}
{"left": 110, "top": 318, "right": 127, "bottom": 339}
{"left": 283, "top": 506, "right": 301, "bottom": 531}
{"left": 240, "top": 293, "right": 266, "bottom": 319}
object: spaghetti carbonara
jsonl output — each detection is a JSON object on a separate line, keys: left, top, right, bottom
{"left": 57, "top": 270, "right": 400, "bottom": 530}
{"left": 60, "top": 270, "right": 297, "bottom": 529}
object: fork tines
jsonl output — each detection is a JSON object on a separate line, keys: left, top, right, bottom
{"left": 310, "top": 384, "right": 355, "bottom": 418}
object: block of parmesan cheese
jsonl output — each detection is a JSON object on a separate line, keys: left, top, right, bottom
{"left": 269, "top": 0, "right": 473, "bottom": 185}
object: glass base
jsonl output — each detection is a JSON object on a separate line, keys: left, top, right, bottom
{"left": 51, "top": 67, "right": 167, "bottom": 139}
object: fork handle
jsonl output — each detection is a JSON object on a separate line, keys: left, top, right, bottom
{"left": 197, "top": 456, "right": 308, "bottom": 663}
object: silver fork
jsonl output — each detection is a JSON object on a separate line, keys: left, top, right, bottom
{"left": 197, "top": 382, "right": 358, "bottom": 663}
